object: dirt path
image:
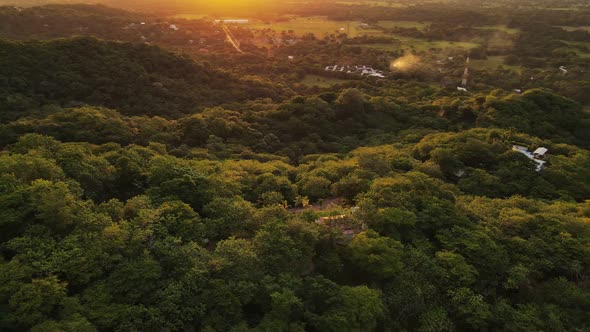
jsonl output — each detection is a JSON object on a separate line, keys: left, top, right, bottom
{"left": 222, "top": 25, "right": 244, "bottom": 54}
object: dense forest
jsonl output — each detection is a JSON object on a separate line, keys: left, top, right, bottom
{"left": 1, "top": 1, "right": 590, "bottom": 331}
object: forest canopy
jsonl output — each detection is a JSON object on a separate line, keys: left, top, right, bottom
{"left": 0, "top": 1, "right": 589, "bottom": 331}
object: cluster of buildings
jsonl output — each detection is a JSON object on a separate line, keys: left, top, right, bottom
{"left": 325, "top": 65, "right": 386, "bottom": 78}
{"left": 512, "top": 145, "right": 549, "bottom": 171}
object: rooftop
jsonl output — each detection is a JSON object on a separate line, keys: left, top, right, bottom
{"left": 512, "top": 145, "right": 548, "bottom": 172}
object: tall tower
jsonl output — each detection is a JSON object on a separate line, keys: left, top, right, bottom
{"left": 461, "top": 56, "right": 470, "bottom": 86}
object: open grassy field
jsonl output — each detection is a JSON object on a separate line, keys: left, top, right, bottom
{"left": 355, "top": 43, "right": 402, "bottom": 52}
{"left": 300, "top": 75, "right": 352, "bottom": 87}
{"left": 476, "top": 25, "right": 520, "bottom": 35}
{"left": 558, "top": 26, "right": 590, "bottom": 32}
{"left": 470, "top": 56, "right": 523, "bottom": 72}
{"left": 249, "top": 15, "right": 481, "bottom": 53}
{"left": 250, "top": 16, "right": 386, "bottom": 38}
{"left": 397, "top": 37, "right": 480, "bottom": 52}
{"left": 356, "top": 38, "right": 479, "bottom": 53}
{"left": 172, "top": 13, "right": 208, "bottom": 20}
{"left": 377, "top": 20, "right": 430, "bottom": 30}
{"left": 561, "top": 41, "right": 590, "bottom": 58}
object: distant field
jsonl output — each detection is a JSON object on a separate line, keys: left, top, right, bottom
{"left": 335, "top": 0, "right": 406, "bottom": 6}
{"left": 250, "top": 16, "right": 386, "bottom": 38}
{"left": 172, "top": 14, "right": 208, "bottom": 20}
{"left": 229, "top": 15, "right": 499, "bottom": 54}
{"left": 470, "top": 56, "right": 522, "bottom": 72}
{"left": 546, "top": 7, "right": 584, "bottom": 11}
{"left": 377, "top": 20, "right": 430, "bottom": 30}
{"left": 355, "top": 43, "right": 401, "bottom": 52}
{"left": 558, "top": 26, "right": 590, "bottom": 32}
{"left": 243, "top": 15, "right": 483, "bottom": 52}
{"left": 356, "top": 39, "right": 478, "bottom": 52}
{"left": 300, "top": 75, "right": 351, "bottom": 87}
{"left": 561, "top": 41, "right": 590, "bottom": 58}
{"left": 397, "top": 37, "right": 480, "bottom": 51}
{"left": 566, "top": 48, "right": 590, "bottom": 59}
{"left": 476, "top": 25, "right": 520, "bottom": 35}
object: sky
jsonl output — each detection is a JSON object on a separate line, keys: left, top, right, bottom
{"left": 0, "top": 0, "right": 289, "bottom": 15}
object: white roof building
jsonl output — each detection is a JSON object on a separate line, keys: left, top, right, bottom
{"left": 559, "top": 66, "right": 568, "bottom": 74}
{"left": 512, "top": 146, "right": 548, "bottom": 172}
{"left": 533, "top": 147, "right": 548, "bottom": 156}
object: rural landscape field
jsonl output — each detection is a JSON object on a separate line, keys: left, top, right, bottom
{"left": 0, "top": 0, "right": 589, "bottom": 331}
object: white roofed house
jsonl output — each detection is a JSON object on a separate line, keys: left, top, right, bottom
{"left": 533, "top": 147, "right": 548, "bottom": 159}
{"left": 512, "top": 145, "right": 549, "bottom": 172}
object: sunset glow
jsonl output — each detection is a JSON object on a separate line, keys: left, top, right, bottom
{"left": 1, "top": 0, "right": 589, "bottom": 330}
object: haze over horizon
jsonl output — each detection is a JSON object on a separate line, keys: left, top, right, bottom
{"left": 0, "top": 0, "right": 589, "bottom": 331}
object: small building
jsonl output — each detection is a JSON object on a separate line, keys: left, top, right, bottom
{"left": 512, "top": 145, "right": 549, "bottom": 172}
{"left": 457, "top": 87, "right": 468, "bottom": 92}
{"left": 170, "top": 24, "right": 179, "bottom": 31}
{"left": 559, "top": 66, "right": 568, "bottom": 75}
{"left": 533, "top": 147, "right": 548, "bottom": 159}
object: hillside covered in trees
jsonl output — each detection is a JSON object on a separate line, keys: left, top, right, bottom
{"left": 1, "top": 1, "right": 590, "bottom": 331}
{"left": 0, "top": 37, "right": 289, "bottom": 120}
